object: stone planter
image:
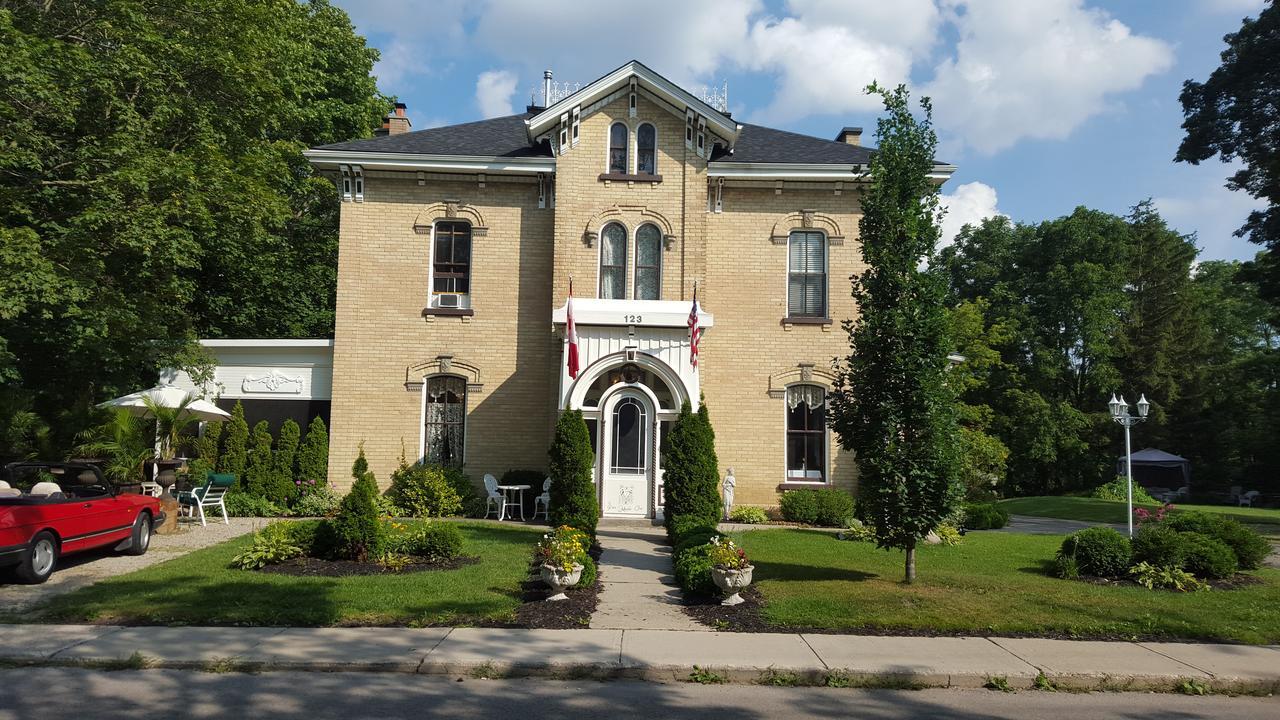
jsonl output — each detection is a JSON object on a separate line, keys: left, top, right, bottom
{"left": 712, "top": 564, "right": 754, "bottom": 606}
{"left": 540, "top": 563, "right": 584, "bottom": 602}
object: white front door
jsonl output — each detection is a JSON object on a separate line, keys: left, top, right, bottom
{"left": 600, "top": 391, "right": 652, "bottom": 517}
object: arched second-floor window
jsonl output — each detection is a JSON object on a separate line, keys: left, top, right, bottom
{"left": 424, "top": 375, "right": 466, "bottom": 465}
{"left": 608, "top": 122, "right": 629, "bottom": 174}
{"left": 599, "top": 222, "right": 627, "bottom": 299}
{"left": 634, "top": 223, "right": 662, "bottom": 300}
{"left": 637, "top": 123, "right": 656, "bottom": 175}
{"left": 431, "top": 221, "right": 472, "bottom": 309}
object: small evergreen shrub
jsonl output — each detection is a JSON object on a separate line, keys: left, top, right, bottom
{"left": 1091, "top": 477, "right": 1156, "bottom": 505}
{"left": 293, "top": 485, "right": 341, "bottom": 517}
{"left": 1178, "top": 531, "right": 1237, "bottom": 579}
{"left": 325, "top": 445, "right": 386, "bottom": 562}
{"left": 662, "top": 402, "right": 722, "bottom": 533}
{"left": 1056, "top": 527, "right": 1131, "bottom": 578}
{"left": 445, "top": 466, "right": 483, "bottom": 517}
{"left": 667, "top": 513, "right": 717, "bottom": 543}
{"left": 577, "top": 557, "right": 598, "bottom": 588}
{"left": 224, "top": 492, "right": 287, "bottom": 518}
{"left": 386, "top": 456, "right": 462, "bottom": 518}
{"left": 779, "top": 488, "right": 856, "bottom": 526}
{"left": 219, "top": 401, "right": 249, "bottom": 485}
{"left": 384, "top": 522, "right": 464, "bottom": 563}
{"left": 962, "top": 502, "right": 1010, "bottom": 530}
{"left": 245, "top": 420, "right": 275, "bottom": 499}
{"left": 673, "top": 543, "right": 718, "bottom": 596}
{"left": 548, "top": 410, "right": 598, "bottom": 536}
{"left": 271, "top": 418, "right": 301, "bottom": 503}
{"left": 1164, "top": 512, "right": 1270, "bottom": 570}
{"left": 729, "top": 506, "right": 769, "bottom": 524}
{"left": 673, "top": 527, "right": 720, "bottom": 555}
{"left": 296, "top": 416, "right": 329, "bottom": 485}
{"left": 1132, "top": 523, "right": 1187, "bottom": 568}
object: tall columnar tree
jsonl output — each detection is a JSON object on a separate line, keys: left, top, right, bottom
{"left": 326, "top": 444, "right": 384, "bottom": 562}
{"left": 189, "top": 419, "right": 223, "bottom": 482}
{"left": 273, "top": 418, "right": 301, "bottom": 500}
{"left": 829, "top": 84, "right": 961, "bottom": 583}
{"left": 1177, "top": 2, "right": 1280, "bottom": 318}
{"left": 662, "top": 401, "right": 722, "bottom": 531}
{"left": 547, "top": 409, "right": 598, "bottom": 536}
{"left": 219, "top": 401, "right": 249, "bottom": 485}
{"left": 245, "top": 420, "right": 274, "bottom": 498}
{"left": 297, "top": 416, "right": 330, "bottom": 485}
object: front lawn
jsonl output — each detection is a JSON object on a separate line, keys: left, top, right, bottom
{"left": 23, "top": 522, "right": 545, "bottom": 626}
{"left": 1000, "top": 496, "right": 1280, "bottom": 528}
{"left": 735, "top": 529, "right": 1280, "bottom": 644}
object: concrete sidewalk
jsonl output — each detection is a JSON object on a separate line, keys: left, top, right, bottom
{"left": 1, "top": 624, "right": 1276, "bottom": 692}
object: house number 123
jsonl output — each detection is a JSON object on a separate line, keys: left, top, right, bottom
{"left": 623, "top": 314, "right": 643, "bottom": 323}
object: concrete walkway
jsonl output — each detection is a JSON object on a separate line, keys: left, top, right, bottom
{"left": 0, "top": 624, "right": 1276, "bottom": 691}
{"left": 591, "top": 521, "right": 702, "bottom": 631}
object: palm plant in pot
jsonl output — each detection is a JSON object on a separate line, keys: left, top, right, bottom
{"left": 708, "top": 536, "right": 753, "bottom": 606}
{"left": 536, "top": 525, "right": 589, "bottom": 601}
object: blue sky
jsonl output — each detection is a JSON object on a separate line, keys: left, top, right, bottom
{"left": 332, "top": 0, "right": 1269, "bottom": 261}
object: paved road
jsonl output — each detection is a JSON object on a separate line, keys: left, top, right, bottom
{"left": 0, "top": 668, "right": 1273, "bottom": 720}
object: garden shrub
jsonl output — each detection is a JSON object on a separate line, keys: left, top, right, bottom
{"left": 1129, "top": 562, "right": 1209, "bottom": 592}
{"left": 1056, "top": 527, "right": 1131, "bottom": 578}
{"left": 548, "top": 410, "right": 598, "bottom": 536}
{"left": 729, "top": 506, "right": 769, "bottom": 524}
{"left": 839, "top": 517, "right": 877, "bottom": 543}
{"left": 667, "top": 513, "right": 717, "bottom": 543}
{"left": 271, "top": 418, "right": 301, "bottom": 503}
{"left": 673, "top": 543, "right": 718, "bottom": 596}
{"left": 244, "top": 420, "right": 275, "bottom": 499}
{"left": 1178, "top": 532, "right": 1237, "bottom": 579}
{"left": 223, "top": 492, "right": 287, "bottom": 518}
{"left": 446, "top": 466, "right": 483, "bottom": 517}
{"left": 779, "top": 488, "right": 855, "bottom": 527}
{"left": 961, "top": 502, "right": 1010, "bottom": 530}
{"left": 1131, "top": 523, "right": 1187, "bottom": 568}
{"left": 293, "top": 484, "right": 340, "bottom": 517}
{"left": 1164, "top": 512, "right": 1270, "bottom": 570}
{"left": 384, "top": 522, "right": 464, "bottom": 563}
{"left": 231, "top": 522, "right": 305, "bottom": 570}
{"left": 325, "top": 446, "right": 386, "bottom": 562}
{"left": 385, "top": 456, "right": 462, "bottom": 518}
{"left": 662, "top": 402, "right": 722, "bottom": 534}
{"left": 673, "top": 526, "right": 720, "bottom": 555}
{"left": 577, "top": 557, "right": 598, "bottom": 588}
{"left": 374, "top": 494, "right": 407, "bottom": 518}
{"left": 1091, "top": 477, "right": 1156, "bottom": 505}
{"left": 933, "top": 523, "right": 963, "bottom": 546}
{"left": 219, "top": 401, "right": 249, "bottom": 486}
{"left": 296, "top": 416, "right": 329, "bottom": 485}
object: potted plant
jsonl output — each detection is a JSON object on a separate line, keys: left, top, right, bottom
{"left": 536, "top": 526, "right": 589, "bottom": 601}
{"left": 708, "top": 536, "right": 753, "bottom": 605}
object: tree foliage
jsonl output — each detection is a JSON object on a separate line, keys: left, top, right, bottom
{"left": 547, "top": 409, "right": 598, "bottom": 536}
{"left": 325, "top": 444, "right": 385, "bottom": 562}
{"left": 297, "top": 416, "right": 329, "bottom": 485}
{"left": 662, "top": 401, "right": 722, "bottom": 532}
{"left": 219, "top": 401, "right": 249, "bottom": 485}
{"left": 245, "top": 420, "right": 274, "bottom": 499}
{"left": 829, "top": 84, "right": 960, "bottom": 583}
{"left": 0, "top": 0, "right": 388, "bottom": 458}
{"left": 272, "top": 418, "right": 301, "bottom": 501}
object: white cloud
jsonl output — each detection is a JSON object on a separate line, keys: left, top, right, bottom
{"left": 475, "top": 70, "right": 519, "bottom": 118}
{"left": 924, "top": 0, "right": 1174, "bottom": 155}
{"left": 939, "top": 181, "right": 1005, "bottom": 247}
{"left": 1153, "top": 167, "right": 1268, "bottom": 262}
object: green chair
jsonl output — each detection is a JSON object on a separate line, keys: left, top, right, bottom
{"left": 178, "top": 473, "right": 235, "bottom": 526}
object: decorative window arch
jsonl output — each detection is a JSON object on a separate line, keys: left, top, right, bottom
{"left": 608, "top": 122, "right": 629, "bottom": 174}
{"left": 637, "top": 123, "right": 657, "bottom": 175}
{"left": 599, "top": 222, "right": 627, "bottom": 299}
{"left": 421, "top": 375, "right": 467, "bottom": 465}
{"left": 785, "top": 384, "right": 827, "bottom": 483}
{"left": 634, "top": 223, "right": 662, "bottom": 300}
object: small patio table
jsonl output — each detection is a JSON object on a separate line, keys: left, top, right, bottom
{"left": 497, "top": 484, "right": 531, "bottom": 521}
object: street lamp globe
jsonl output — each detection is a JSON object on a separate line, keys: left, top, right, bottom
{"left": 1108, "top": 394, "right": 1122, "bottom": 418}
{"left": 1136, "top": 394, "right": 1150, "bottom": 418}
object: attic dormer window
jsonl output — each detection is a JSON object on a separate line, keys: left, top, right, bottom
{"left": 637, "top": 124, "right": 656, "bottom": 175}
{"left": 609, "top": 122, "right": 628, "bottom": 174}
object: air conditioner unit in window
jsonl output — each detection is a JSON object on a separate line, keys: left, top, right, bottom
{"left": 436, "top": 293, "right": 462, "bottom": 309}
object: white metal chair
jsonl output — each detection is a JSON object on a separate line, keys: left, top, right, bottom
{"left": 1239, "top": 490, "right": 1261, "bottom": 508}
{"left": 532, "top": 477, "right": 552, "bottom": 520}
{"left": 178, "top": 473, "right": 233, "bottom": 526}
{"left": 483, "top": 474, "right": 503, "bottom": 519}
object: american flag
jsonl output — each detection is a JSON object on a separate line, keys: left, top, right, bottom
{"left": 688, "top": 285, "right": 701, "bottom": 370}
{"left": 566, "top": 280, "right": 580, "bottom": 379}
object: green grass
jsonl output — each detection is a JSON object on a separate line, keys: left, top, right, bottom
{"left": 735, "top": 529, "right": 1280, "bottom": 644}
{"left": 999, "top": 496, "right": 1280, "bottom": 527}
{"left": 22, "top": 522, "right": 543, "bottom": 627}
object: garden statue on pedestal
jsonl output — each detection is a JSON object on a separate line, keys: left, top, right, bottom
{"left": 722, "top": 468, "right": 735, "bottom": 520}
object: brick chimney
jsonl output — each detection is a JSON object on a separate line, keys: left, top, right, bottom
{"left": 835, "top": 126, "right": 862, "bottom": 146}
{"left": 386, "top": 102, "right": 411, "bottom": 135}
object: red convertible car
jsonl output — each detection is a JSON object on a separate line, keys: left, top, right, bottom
{"left": 0, "top": 461, "right": 164, "bottom": 584}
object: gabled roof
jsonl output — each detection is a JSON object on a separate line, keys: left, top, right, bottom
{"left": 312, "top": 112, "right": 552, "bottom": 158}
{"left": 712, "top": 124, "right": 875, "bottom": 165}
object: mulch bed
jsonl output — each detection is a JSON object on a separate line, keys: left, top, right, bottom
{"left": 258, "top": 555, "right": 480, "bottom": 577}
{"left": 682, "top": 586, "right": 771, "bottom": 631}
{"left": 1075, "top": 572, "right": 1264, "bottom": 591}
{"left": 512, "top": 542, "right": 604, "bottom": 629}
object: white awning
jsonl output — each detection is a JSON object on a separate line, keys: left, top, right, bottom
{"left": 552, "top": 298, "right": 714, "bottom": 329}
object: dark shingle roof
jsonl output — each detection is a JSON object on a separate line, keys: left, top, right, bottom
{"left": 313, "top": 112, "right": 552, "bottom": 158}
{"left": 710, "top": 124, "right": 875, "bottom": 164}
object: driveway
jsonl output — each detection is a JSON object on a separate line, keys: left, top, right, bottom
{"left": 0, "top": 517, "right": 260, "bottom": 615}
{"left": 994, "top": 515, "right": 1126, "bottom": 535}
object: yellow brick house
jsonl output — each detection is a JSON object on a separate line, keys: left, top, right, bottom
{"left": 193, "top": 61, "right": 954, "bottom": 517}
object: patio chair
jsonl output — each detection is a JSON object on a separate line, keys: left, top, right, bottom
{"left": 483, "top": 474, "right": 503, "bottom": 519}
{"left": 178, "top": 472, "right": 234, "bottom": 526}
{"left": 532, "top": 477, "right": 552, "bottom": 520}
{"left": 1239, "top": 490, "right": 1261, "bottom": 508}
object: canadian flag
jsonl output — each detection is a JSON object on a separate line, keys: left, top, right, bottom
{"left": 566, "top": 280, "right": 580, "bottom": 379}
{"left": 688, "top": 285, "right": 701, "bottom": 370}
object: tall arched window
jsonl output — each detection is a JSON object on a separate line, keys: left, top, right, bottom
{"left": 637, "top": 123, "right": 656, "bottom": 175}
{"left": 608, "top": 122, "right": 629, "bottom": 174}
{"left": 424, "top": 375, "right": 466, "bottom": 465}
{"left": 787, "top": 230, "right": 827, "bottom": 318}
{"left": 432, "top": 221, "right": 472, "bottom": 308}
{"left": 634, "top": 224, "right": 662, "bottom": 300}
{"left": 786, "top": 385, "right": 826, "bottom": 482}
{"left": 599, "top": 223, "right": 627, "bottom": 299}
{"left": 611, "top": 397, "right": 647, "bottom": 474}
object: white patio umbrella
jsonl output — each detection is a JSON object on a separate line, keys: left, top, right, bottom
{"left": 98, "top": 383, "right": 231, "bottom": 423}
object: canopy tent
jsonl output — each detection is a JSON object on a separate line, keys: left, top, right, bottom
{"left": 1117, "top": 447, "right": 1191, "bottom": 488}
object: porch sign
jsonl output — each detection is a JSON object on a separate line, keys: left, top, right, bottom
{"left": 566, "top": 280, "right": 580, "bottom": 379}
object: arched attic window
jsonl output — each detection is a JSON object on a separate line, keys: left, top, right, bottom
{"left": 608, "top": 122, "right": 628, "bottom": 174}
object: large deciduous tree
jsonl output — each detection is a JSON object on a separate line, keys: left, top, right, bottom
{"left": 829, "top": 84, "right": 960, "bottom": 584}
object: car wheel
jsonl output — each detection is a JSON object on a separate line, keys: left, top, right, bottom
{"left": 125, "top": 512, "right": 152, "bottom": 556}
{"left": 15, "top": 531, "right": 58, "bottom": 584}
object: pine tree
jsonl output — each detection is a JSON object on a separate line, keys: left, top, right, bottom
{"left": 219, "top": 401, "right": 249, "bottom": 487}
{"left": 662, "top": 401, "right": 722, "bottom": 532}
{"left": 297, "top": 416, "right": 329, "bottom": 485}
{"left": 547, "top": 409, "right": 598, "bottom": 536}
{"left": 829, "top": 84, "right": 961, "bottom": 583}
{"left": 272, "top": 418, "right": 301, "bottom": 503}
{"left": 244, "top": 420, "right": 274, "bottom": 498}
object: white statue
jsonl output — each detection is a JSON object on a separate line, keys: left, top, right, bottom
{"left": 722, "top": 467, "right": 736, "bottom": 520}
